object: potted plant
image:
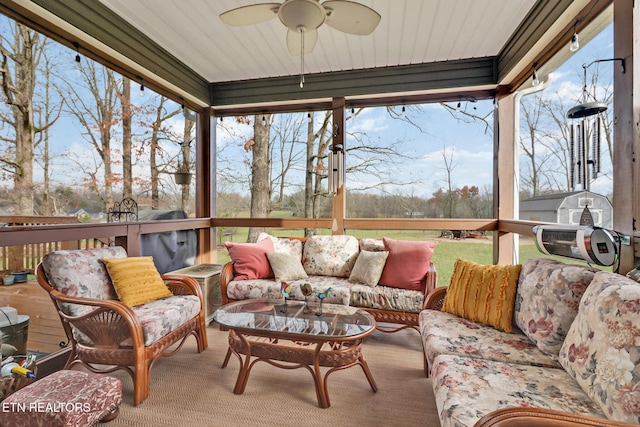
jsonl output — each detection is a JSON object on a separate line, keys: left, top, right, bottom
{"left": 173, "top": 163, "right": 192, "bottom": 185}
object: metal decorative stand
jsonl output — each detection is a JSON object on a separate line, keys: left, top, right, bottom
{"left": 108, "top": 197, "right": 138, "bottom": 222}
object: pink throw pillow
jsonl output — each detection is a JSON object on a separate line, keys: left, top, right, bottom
{"left": 225, "top": 239, "right": 275, "bottom": 280}
{"left": 378, "top": 238, "right": 437, "bottom": 292}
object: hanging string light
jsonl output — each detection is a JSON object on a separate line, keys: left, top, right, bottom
{"left": 531, "top": 63, "right": 540, "bottom": 86}
{"left": 73, "top": 42, "right": 81, "bottom": 72}
{"left": 569, "top": 24, "right": 580, "bottom": 52}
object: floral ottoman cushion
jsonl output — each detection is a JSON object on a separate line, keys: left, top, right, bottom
{"left": 431, "top": 354, "right": 605, "bottom": 427}
{"left": 514, "top": 258, "right": 598, "bottom": 360}
{"left": 2, "top": 370, "right": 122, "bottom": 427}
{"left": 419, "top": 310, "right": 560, "bottom": 373}
{"left": 559, "top": 271, "right": 640, "bottom": 424}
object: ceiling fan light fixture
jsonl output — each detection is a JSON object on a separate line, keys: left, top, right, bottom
{"left": 279, "top": 0, "right": 326, "bottom": 31}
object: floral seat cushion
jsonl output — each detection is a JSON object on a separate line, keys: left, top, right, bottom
{"left": 226, "top": 276, "right": 351, "bottom": 305}
{"left": 419, "top": 310, "right": 560, "bottom": 371}
{"left": 350, "top": 283, "right": 424, "bottom": 313}
{"left": 131, "top": 295, "right": 201, "bottom": 346}
{"left": 431, "top": 354, "right": 605, "bottom": 427}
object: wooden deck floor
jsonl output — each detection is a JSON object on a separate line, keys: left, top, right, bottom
{"left": 0, "top": 280, "right": 67, "bottom": 354}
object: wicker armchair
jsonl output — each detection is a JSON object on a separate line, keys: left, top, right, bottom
{"left": 36, "top": 247, "right": 208, "bottom": 406}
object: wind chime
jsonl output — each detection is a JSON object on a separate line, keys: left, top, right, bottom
{"left": 328, "top": 123, "right": 344, "bottom": 196}
{"left": 566, "top": 58, "right": 624, "bottom": 225}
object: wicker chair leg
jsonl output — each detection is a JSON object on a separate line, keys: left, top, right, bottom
{"left": 195, "top": 321, "right": 209, "bottom": 352}
{"left": 133, "top": 363, "right": 150, "bottom": 406}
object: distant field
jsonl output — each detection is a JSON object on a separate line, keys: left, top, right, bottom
{"left": 215, "top": 225, "right": 611, "bottom": 287}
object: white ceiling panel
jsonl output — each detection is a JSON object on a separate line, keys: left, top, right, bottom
{"left": 98, "top": 0, "right": 538, "bottom": 83}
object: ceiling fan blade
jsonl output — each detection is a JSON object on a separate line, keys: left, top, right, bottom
{"left": 219, "top": 3, "right": 281, "bottom": 26}
{"left": 286, "top": 28, "right": 318, "bottom": 55}
{"left": 322, "top": 1, "right": 381, "bottom": 35}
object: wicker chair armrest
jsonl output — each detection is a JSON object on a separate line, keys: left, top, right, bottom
{"left": 475, "top": 407, "right": 639, "bottom": 427}
{"left": 48, "top": 291, "right": 145, "bottom": 348}
{"left": 423, "top": 286, "right": 448, "bottom": 310}
{"left": 219, "top": 262, "right": 235, "bottom": 305}
{"left": 162, "top": 274, "right": 201, "bottom": 298}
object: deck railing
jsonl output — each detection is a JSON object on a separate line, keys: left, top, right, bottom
{"left": 0, "top": 216, "right": 105, "bottom": 273}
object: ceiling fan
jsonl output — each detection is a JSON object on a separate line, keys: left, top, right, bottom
{"left": 220, "top": 0, "right": 381, "bottom": 87}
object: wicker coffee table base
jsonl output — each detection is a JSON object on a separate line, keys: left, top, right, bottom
{"left": 222, "top": 330, "right": 378, "bottom": 408}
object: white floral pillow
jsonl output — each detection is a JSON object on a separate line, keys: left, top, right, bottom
{"left": 359, "top": 238, "right": 384, "bottom": 252}
{"left": 349, "top": 250, "right": 389, "bottom": 287}
{"left": 257, "top": 232, "right": 303, "bottom": 259}
{"left": 302, "top": 235, "right": 359, "bottom": 278}
{"left": 515, "top": 258, "right": 597, "bottom": 360}
{"left": 266, "top": 252, "right": 308, "bottom": 282}
{"left": 559, "top": 271, "right": 640, "bottom": 423}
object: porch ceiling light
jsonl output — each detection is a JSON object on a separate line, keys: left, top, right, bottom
{"left": 570, "top": 31, "right": 580, "bottom": 52}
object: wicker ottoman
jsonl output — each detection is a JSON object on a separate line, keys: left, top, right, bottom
{"left": 1, "top": 370, "right": 122, "bottom": 426}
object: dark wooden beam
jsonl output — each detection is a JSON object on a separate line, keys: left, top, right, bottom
{"left": 211, "top": 58, "right": 497, "bottom": 107}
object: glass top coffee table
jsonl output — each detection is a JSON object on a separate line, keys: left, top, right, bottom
{"left": 214, "top": 299, "right": 378, "bottom": 408}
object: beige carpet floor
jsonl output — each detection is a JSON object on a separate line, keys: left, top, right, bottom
{"left": 105, "top": 323, "right": 440, "bottom": 426}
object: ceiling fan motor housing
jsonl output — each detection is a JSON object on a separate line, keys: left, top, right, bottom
{"left": 279, "top": 0, "right": 326, "bottom": 31}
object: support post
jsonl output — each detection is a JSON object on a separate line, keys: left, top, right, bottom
{"left": 612, "top": 0, "right": 639, "bottom": 273}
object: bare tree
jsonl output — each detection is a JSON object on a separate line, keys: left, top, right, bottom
{"left": 439, "top": 146, "right": 458, "bottom": 218}
{"left": 0, "top": 23, "right": 52, "bottom": 214}
{"left": 247, "top": 114, "right": 271, "bottom": 242}
{"left": 144, "top": 96, "right": 180, "bottom": 209}
{"left": 34, "top": 50, "right": 63, "bottom": 215}
{"left": 119, "top": 76, "right": 133, "bottom": 198}
{"left": 64, "top": 60, "right": 120, "bottom": 211}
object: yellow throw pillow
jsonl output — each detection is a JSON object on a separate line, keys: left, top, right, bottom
{"left": 442, "top": 258, "right": 521, "bottom": 332}
{"left": 102, "top": 257, "right": 173, "bottom": 307}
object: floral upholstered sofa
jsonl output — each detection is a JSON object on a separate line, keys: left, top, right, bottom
{"left": 220, "top": 233, "right": 437, "bottom": 331}
{"left": 420, "top": 257, "right": 640, "bottom": 427}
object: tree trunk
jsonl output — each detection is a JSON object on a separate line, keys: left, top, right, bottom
{"left": 248, "top": 114, "right": 270, "bottom": 242}
{"left": 121, "top": 77, "right": 132, "bottom": 198}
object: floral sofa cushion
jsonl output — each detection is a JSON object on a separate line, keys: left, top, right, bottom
{"left": 226, "top": 276, "right": 351, "bottom": 305}
{"left": 42, "top": 246, "right": 126, "bottom": 316}
{"left": 257, "top": 232, "right": 303, "bottom": 259}
{"left": 359, "top": 238, "right": 385, "bottom": 252}
{"left": 431, "top": 354, "right": 605, "bottom": 427}
{"left": 514, "top": 258, "right": 597, "bottom": 360}
{"left": 131, "top": 295, "right": 201, "bottom": 346}
{"left": 302, "top": 235, "right": 359, "bottom": 277}
{"left": 559, "top": 271, "right": 640, "bottom": 423}
{"left": 419, "top": 309, "right": 561, "bottom": 371}
{"left": 350, "top": 283, "right": 424, "bottom": 313}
